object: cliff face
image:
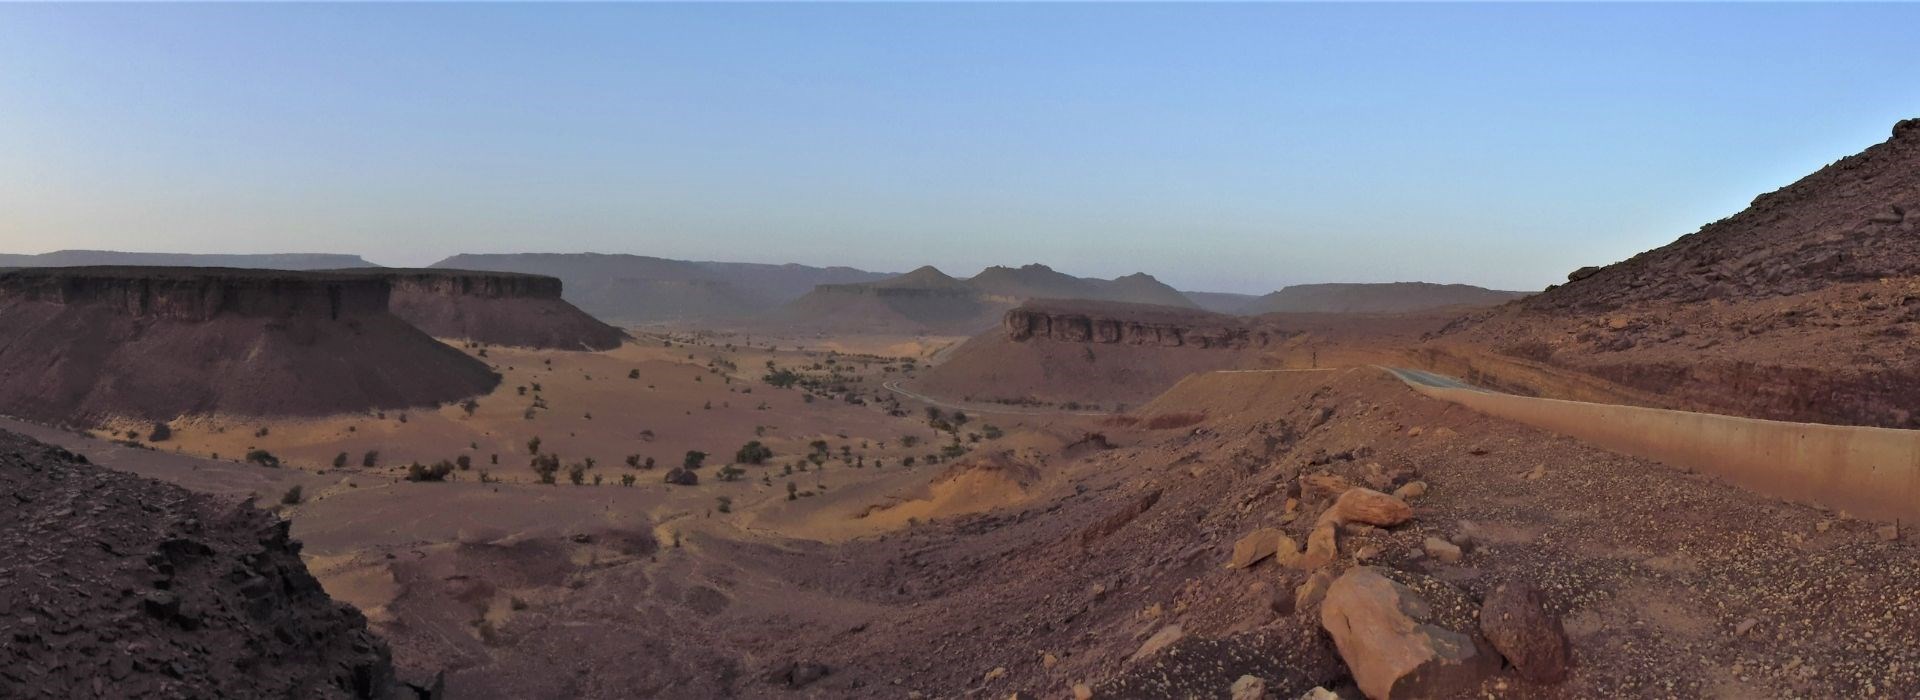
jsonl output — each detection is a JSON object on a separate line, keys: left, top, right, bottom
{"left": 1003, "top": 305, "right": 1296, "bottom": 349}
{"left": 0, "top": 267, "right": 498, "bottom": 425}
{"left": 382, "top": 270, "right": 563, "bottom": 300}
{"left": 0, "top": 267, "right": 389, "bottom": 321}
{"left": 364, "top": 269, "right": 626, "bottom": 351}
{"left": 0, "top": 430, "right": 411, "bottom": 698}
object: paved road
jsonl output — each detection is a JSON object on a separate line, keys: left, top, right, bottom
{"left": 1378, "top": 366, "right": 1486, "bottom": 392}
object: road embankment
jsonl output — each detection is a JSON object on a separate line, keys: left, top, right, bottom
{"left": 1388, "top": 368, "right": 1920, "bottom": 522}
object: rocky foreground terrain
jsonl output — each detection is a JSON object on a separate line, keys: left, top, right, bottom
{"left": 0, "top": 429, "right": 421, "bottom": 698}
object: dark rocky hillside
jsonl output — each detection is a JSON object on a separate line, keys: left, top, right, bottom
{"left": 0, "top": 430, "right": 419, "bottom": 698}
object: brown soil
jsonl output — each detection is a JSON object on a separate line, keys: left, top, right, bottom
{"left": 0, "top": 267, "right": 499, "bottom": 426}
{"left": 0, "top": 429, "right": 412, "bottom": 698}
{"left": 27, "top": 339, "right": 1919, "bottom": 699}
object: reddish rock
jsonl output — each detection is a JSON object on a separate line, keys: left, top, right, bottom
{"left": 1479, "top": 582, "right": 1571, "bottom": 683}
{"left": 1320, "top": 567, "right": 1499, "bottom": 699}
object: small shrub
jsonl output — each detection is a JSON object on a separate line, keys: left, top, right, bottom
{"left": 148, "top": 423, "right": 172, "bottom": 442}
{"left": 280, "top": 485, "right": 304, "bottom": 505}
{"left": 456, "top": 455, "right": 472, "bottom": 470}
{"left": 361, "top": 450, "right": 379, "bottom": 468}
{"left": 715, "top": 496, "right": 732, "bottom": 513}
{"left": 245, "top": 450, "right": 280, "bottom": 468}
{"left": 620, "top": 473, "right": 635, "bottom": 487}
{"left": 683, "top": 451, "right": 707, "bottom": 470}
{"left": 407, "top": 461, "right": 454, "bottom": 482}
{"left": 332, "top": 452, "right": 348, "bottom": 469}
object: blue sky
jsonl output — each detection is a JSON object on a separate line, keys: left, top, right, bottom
{"left": 1, "top": 3, "right": 1915, "bottom": 294}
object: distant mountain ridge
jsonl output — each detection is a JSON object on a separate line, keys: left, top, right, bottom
{"left": 776, "top": 263, "right": 1198, "bottom": 333}
{"left": 428, "top": 253, "right": 894, "bottom": 324}
{"left": 0, "top": 250, "right": 378, "bottom": 270}
{"left": 1242, "top": 282, "right": 1529, "bottom": 315}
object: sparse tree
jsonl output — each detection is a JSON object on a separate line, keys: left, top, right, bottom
{"left": 735, "top": 441, "right": 773, "bottom": 465}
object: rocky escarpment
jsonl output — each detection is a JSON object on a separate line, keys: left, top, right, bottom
{"left": 0, "top": 265, "right": 390, "bottom": 321}
{"left": 1004, "top": 302, "right": 1298, "bottom": 349}
{"left": 0, "top": 430, "right": 418, "bottom": 698}
{"left": 0, "top": 267, "right": 499, "bottom": 425}
{"left": 1441, "top": 119, "right": 1920, "bottom": 427}
{"left": 355, "top": 269, "right": 626, "bottom": 351}
{"left": 913, "top": 301, "right": 1295, "bottom": 408}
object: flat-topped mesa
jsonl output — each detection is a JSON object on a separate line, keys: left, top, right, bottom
{"left": 1003, "top": 301, "right": 1297, "bottom": 349}
{"left": 378, "top": 269, "right": 564, "bottom": 300}
{"left": 0, "top": 267, "right": 389, "bottom": 322}
{"left": 0, "top": 266, "right": 499, "bottom": 425}
{"left": 347, "top": 269, "right": 627, "bottom": 351}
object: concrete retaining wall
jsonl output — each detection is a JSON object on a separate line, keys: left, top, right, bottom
{"left": 1401, "top": 380, "right": 1920, "bottom": 522}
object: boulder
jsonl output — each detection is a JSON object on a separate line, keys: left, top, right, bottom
{"left": 1479, "top": 582, "right": 1570, "bottom": 683}
{"left": 1229, "top": 528, "right": 1284, "bottom": 569}
{"left": 1295, "top": 523, "right": 1338, "bottom": 571}
{"left": 1131, "top": 624, "right": 1184, "bottom": 662}
{"left": 1391, "top": 481, "right": 1427, "bottom": 501}
{"left": 1294, "top": 570, "right": 1334, "bottom": 612}
{"left": 1320, "top": 567, "right": 1499, "bottom": 699}
{"left": 1301, "top": 473, "right": 1356, "bottom": 501}
{"left": 1230, "top": 675, "right": 1267, "bottom": 700}
{"left": 1424, "top": 537, "right": 1462, "bottom": 564}
{"left": 1322, "top": 488, "right": 1413, "bottom": 528}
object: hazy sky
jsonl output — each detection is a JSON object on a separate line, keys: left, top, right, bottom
{"left": 2, "top": 4, "right": 1916, "bottom": 294}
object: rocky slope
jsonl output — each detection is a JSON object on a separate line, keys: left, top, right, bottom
{"left": 1243, "top": 282, "right": 1529, "bottom": 315}
{"left": 0, "top": 250, "right": 379, "bottom": 270}
{"left": 353, "top": 269, "right": 625, "bottom": 350}
{"left": 0, "top": 267, "right": 498, "bottom": 426}
{"left": 0, "top": 429, "right": 414, "bottom": 698}
{"left": 1443, "top": 118, "right": 1920, "bottom": 427}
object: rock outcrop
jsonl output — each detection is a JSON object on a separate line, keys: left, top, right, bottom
{"left": 1479, "top": 582, "right": 1571, "bottom": 683}
{"left": 0, "top": 429, "right": 412, "bottom": 698}
{"left": 1003, "top": 301, "right": 1298, "bottom": 349}
{"left": 356, "top": 269, "right": 626, "bottom": 350}
{"left": 1319, "top": 567, "right": 1499, "bottom": 699}
{"left": 0, "top": 267, "right": 498, "bottom": 425}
